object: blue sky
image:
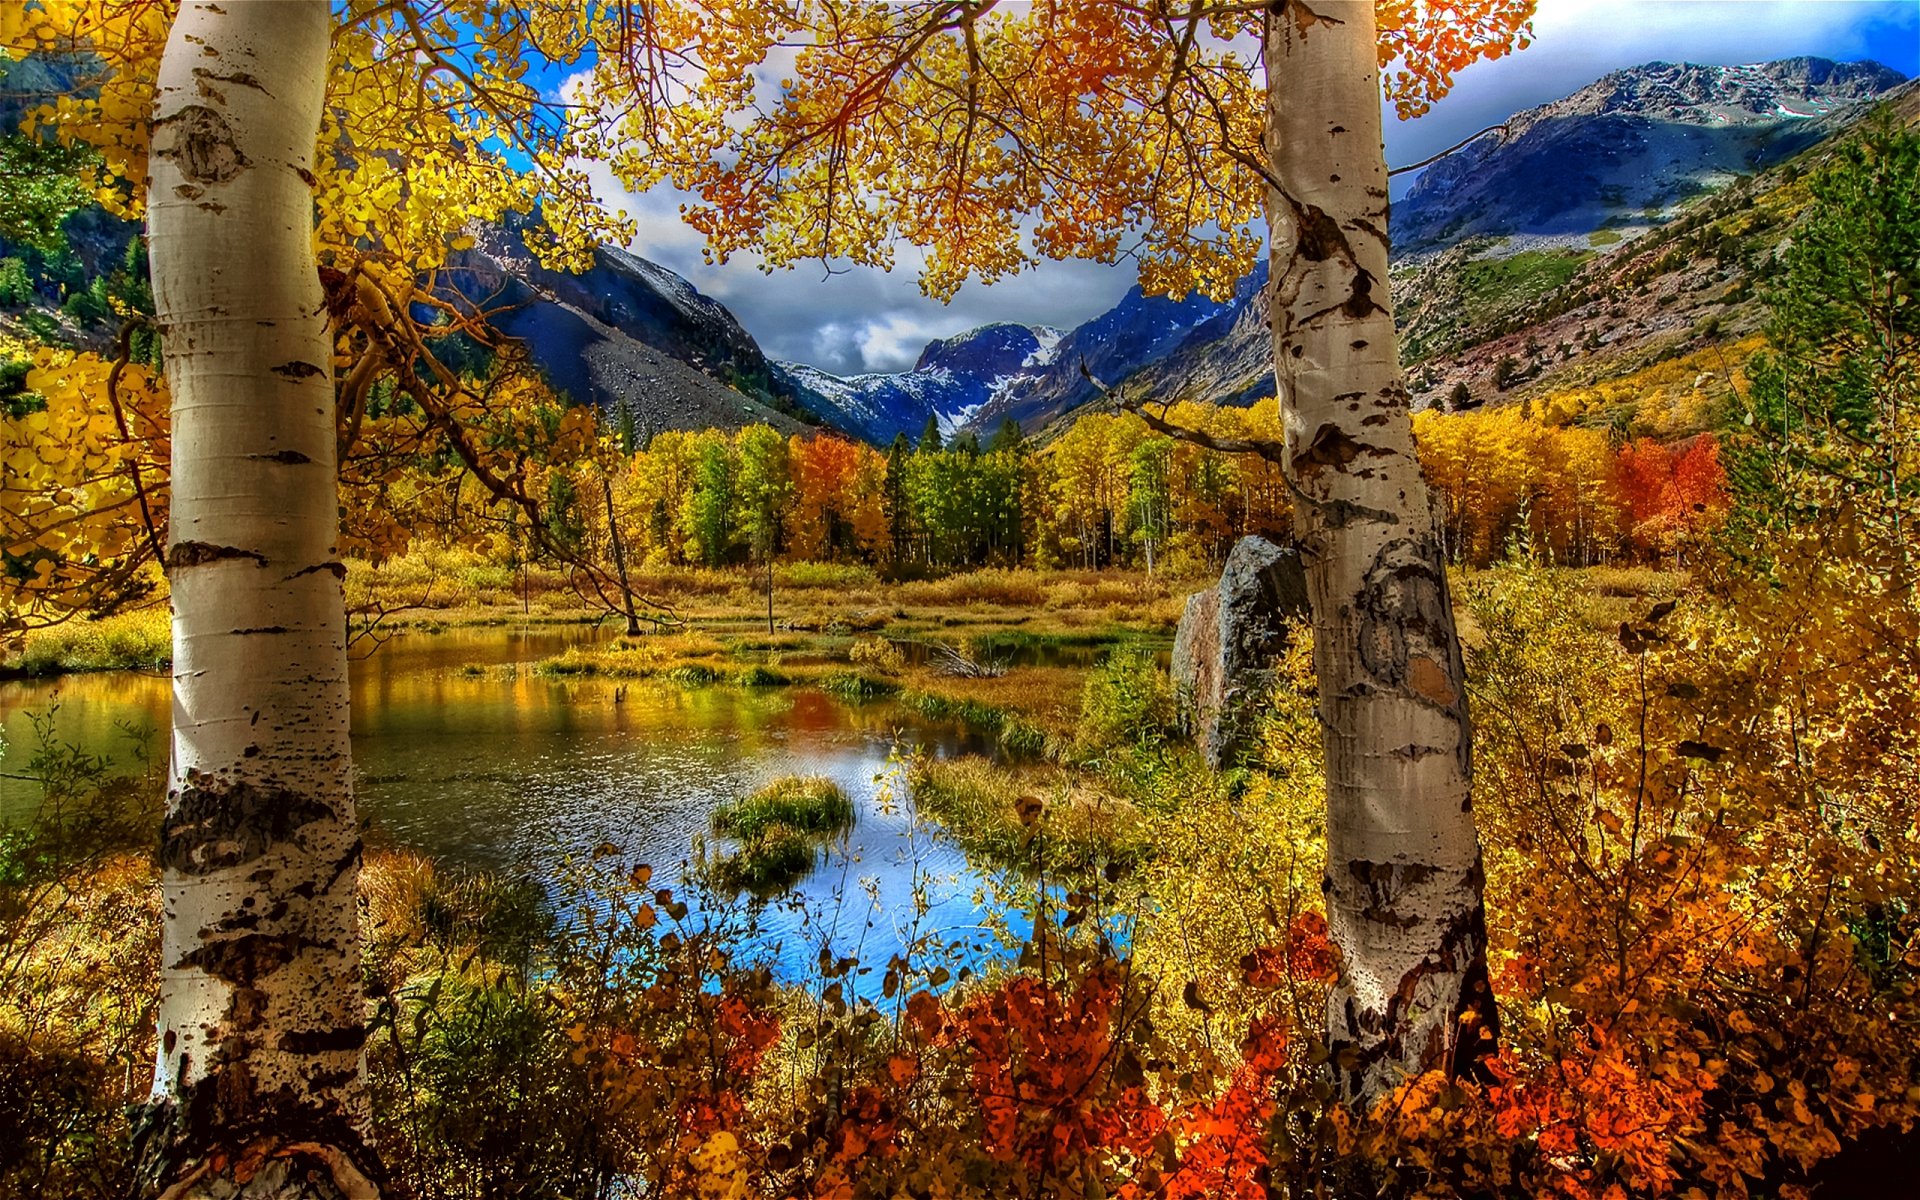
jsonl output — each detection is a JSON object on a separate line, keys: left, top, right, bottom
{"left": 586, "top": 0, "right": 1919, "bottom": 376}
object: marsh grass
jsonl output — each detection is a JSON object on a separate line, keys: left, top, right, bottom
{"left": 908, "top": 757, "right": 1141, "bottom": 873}
{"left": 712, "top": 777, "right": 853, "bottom": 842}
{"left": 5, "top": 609, "right": 170, "bottom": 674}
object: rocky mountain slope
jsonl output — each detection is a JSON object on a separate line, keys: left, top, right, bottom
{"left": 443, "top": 230, "right": 827, "bottom": 435}
{"left": 1395, "top": 57, "right": 1905, "bottom": 257}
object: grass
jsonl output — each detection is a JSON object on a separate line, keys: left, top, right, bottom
{"left": 712, "top": 776, "right": 854, "bottom": 842}
{"left": 1457, "top": 248, "right": 1593, "bottom": 328}
{"left": 4, "top": 610, "right": 171, "bottom": 675}
{"left": 706, "top": 776, "right": 854, "bottom": 896}
{"left": 707, "top": 827, "right": 818, "bottom": 895}
{"left": 909, "top": 757, "right": 1141, "bottom": 873}
{"left": 819, "top": 671, "right": 900, "bottom": 703}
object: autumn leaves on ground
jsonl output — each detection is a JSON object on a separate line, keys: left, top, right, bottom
{"left": 2, "top": 2, "right": 1917, "bottom": 1199}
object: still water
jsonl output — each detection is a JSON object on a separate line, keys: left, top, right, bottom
{"left": 0, "top": 626, "right": 1025, "bottom": 983}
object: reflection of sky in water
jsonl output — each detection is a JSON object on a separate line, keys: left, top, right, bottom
{"left": 1, "top": 625, "right": 1020, "bottom": 988}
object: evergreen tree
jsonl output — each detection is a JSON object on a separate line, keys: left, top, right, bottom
{"left": 884, "top": 433, "right": 911, "bottom": 562}
{"left": 918, "top": 413, "right": 943, "bottom": 453}
{"left": 988, "top": 417, "right": 1025, "bottom": 454}
{"left": 1732, "top": 124, "right": 1919, "bottom": 549}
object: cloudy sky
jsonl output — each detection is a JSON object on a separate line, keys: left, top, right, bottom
{"left": 586, "top": 0, "right": 1919, "bottom": 377}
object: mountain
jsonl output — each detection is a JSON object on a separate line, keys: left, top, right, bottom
{"left": 774, "top": 322, "right": 1062, "bottom": 445}
{"left": 444, "top": 229, "right": 828, "bottom": 436}
{"left": 779, "top": 276, "right": 1248, "bottom": 441}
{"left": 434, "top": 56, "right": 1905, "bottom": 447}
{"left": 984, "top": 55, "right": 1908, "bottom": 433}
{"left": 1394, "top": 57, "right": 1907, "bottom": 257}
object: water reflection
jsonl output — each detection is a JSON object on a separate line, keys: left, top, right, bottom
{"left": 1, "top": 625, "right": 1010, "bottom": 984}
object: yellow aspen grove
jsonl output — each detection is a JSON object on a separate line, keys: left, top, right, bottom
{"left": 137, "top": 6, "right": 377, "bottom": 1196}
{"left": 657, "top": 0, "right": 1533, "bottom": 1101}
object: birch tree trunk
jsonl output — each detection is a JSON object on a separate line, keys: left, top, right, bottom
{"left": 1263, "top": 0, "right": 1497, "bottom": 1102}
{"left": 136, "top": 3, "right": 379, "bottom": 1195}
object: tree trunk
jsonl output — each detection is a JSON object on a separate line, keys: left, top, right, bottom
{"left": 136, "top": 3, "right": 379, "bottom": 1195}
{"left": 1263, "top": 0, "right": 1496, "bottom": 1103}
{"left": 603, "top": 473, "right": 641, "bottom": 636}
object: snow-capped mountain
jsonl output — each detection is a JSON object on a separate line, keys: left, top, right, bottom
{"left": 774, "top": 277, "right": 1248, "bottom": 443}
{"left": 1393, "top": 57, "right": 1906, "bottom": 256}
{"left": 773, "top": 322, "right": 1064, "bottom": 444}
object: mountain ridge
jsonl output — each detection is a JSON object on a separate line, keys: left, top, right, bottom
{"left": 455, "top": 55, "right": 1906, "bottom": 445}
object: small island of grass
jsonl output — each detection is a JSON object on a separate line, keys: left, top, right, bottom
{"left": 706, "top": 776, "right": 854, "bottom": 895}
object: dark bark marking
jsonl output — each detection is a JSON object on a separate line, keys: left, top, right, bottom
{"left": 278, "top": 1024, "right": 366, "bottom": 1055}
{"left": 159, "top": 774, "right": 334, "bottom": 875}
{"left": 1351, "top": 216, "right": 1388, "bottom": 246}
{"left": 167, "top": 541, "right": 266, "bottom": 569}
{"left": 1291, "top": 423, "right": 1389, "bottom": 481}
{"left": 192, "top": 66, "right": 268, "bottom": 94}
{"left": 1354, "top": 539, "right": 1457, "bottom": 709}
{"left": 290, "top": 560, "right": 347, "bottom": 580}
{"left": 151, "top": 104, "right": 249, "bottom": 185}
{"left": 177, "top": 931, "right": 307, "bottom": 986}
{"left": 251, "top": 449, "right": 312, "bottom": 464}
{"left": 132, "top": 1080, "right": 387, "bottom": 1199}
{"left": 271, "top": 359, "right": 325, "bottom": 379}
{"left": 1331, "top": 860, "right": 1498, "bottom": 1097}
{"left": 1320, "top": 498, "right": 1400, "bottom": 529}
{"left": 1295, "top": 202, "right": 1348, "bottom": 263}
{"left": 229, "top": 626, "right": 288, "bottom": 635}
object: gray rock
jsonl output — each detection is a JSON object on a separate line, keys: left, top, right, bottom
{"left": 1171, "top": 536, "right": 1311, "bottom": 767}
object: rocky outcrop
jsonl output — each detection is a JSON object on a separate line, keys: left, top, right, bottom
{"left": 1171, "top": 536, "right": 1311, "bottom": 767}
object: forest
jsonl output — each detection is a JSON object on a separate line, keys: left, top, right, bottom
{"left": 1, "top": 2, "right": 1916, "bottom": 1200}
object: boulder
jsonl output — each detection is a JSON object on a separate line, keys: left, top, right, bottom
{"left": 1171, "top": 536, "right": 1311, "bottom": 767}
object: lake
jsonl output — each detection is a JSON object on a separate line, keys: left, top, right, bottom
{"left": 1, "top": 625, "right": 1041, "bottom": 986}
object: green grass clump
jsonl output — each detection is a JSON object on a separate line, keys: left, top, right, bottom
{"left": 712, "top": 776, "right": 853, "bottom": 842}
{"left": 706, "top": 776, "right": 854, "bottom": 896}
{"left": 733, "top": 664, "right": 792, "bottom": 687}
{"left": 708, "top": 827, "right": 817, "bottom": 895}
{"left": 898, "top": 689, "right": 1005, "bottom": 730}
{"left": 665, "top": 663, "right": 718, "bottom": 686}
{"left": 820, "top": 672, "right": 899, "bottom": 703}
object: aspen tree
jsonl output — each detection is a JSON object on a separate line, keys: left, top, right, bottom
{"left": 138, "top": 4, "right": 378, "bottom": 1194}
{"left": 1262, "top": 0, "right": 1495, "bottom": 1098}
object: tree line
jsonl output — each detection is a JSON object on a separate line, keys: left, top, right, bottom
{"left": 526, "top": 400, "right": 1728, "bottom": 586}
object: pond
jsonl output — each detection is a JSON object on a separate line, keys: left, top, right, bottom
{"left": 1, "top": 625, "right": 1037, "bottom": 988}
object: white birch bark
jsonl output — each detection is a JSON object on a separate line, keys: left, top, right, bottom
{"left": 1263, "top": 0, "right": 1497, "bottom": 1102}
{"left": 138, "top": 3, "right": 379, "bottom": 1195}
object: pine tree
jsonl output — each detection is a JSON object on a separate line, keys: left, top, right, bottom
{"left": 988, "top": 417, "right": 1025, "bottom": 454}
